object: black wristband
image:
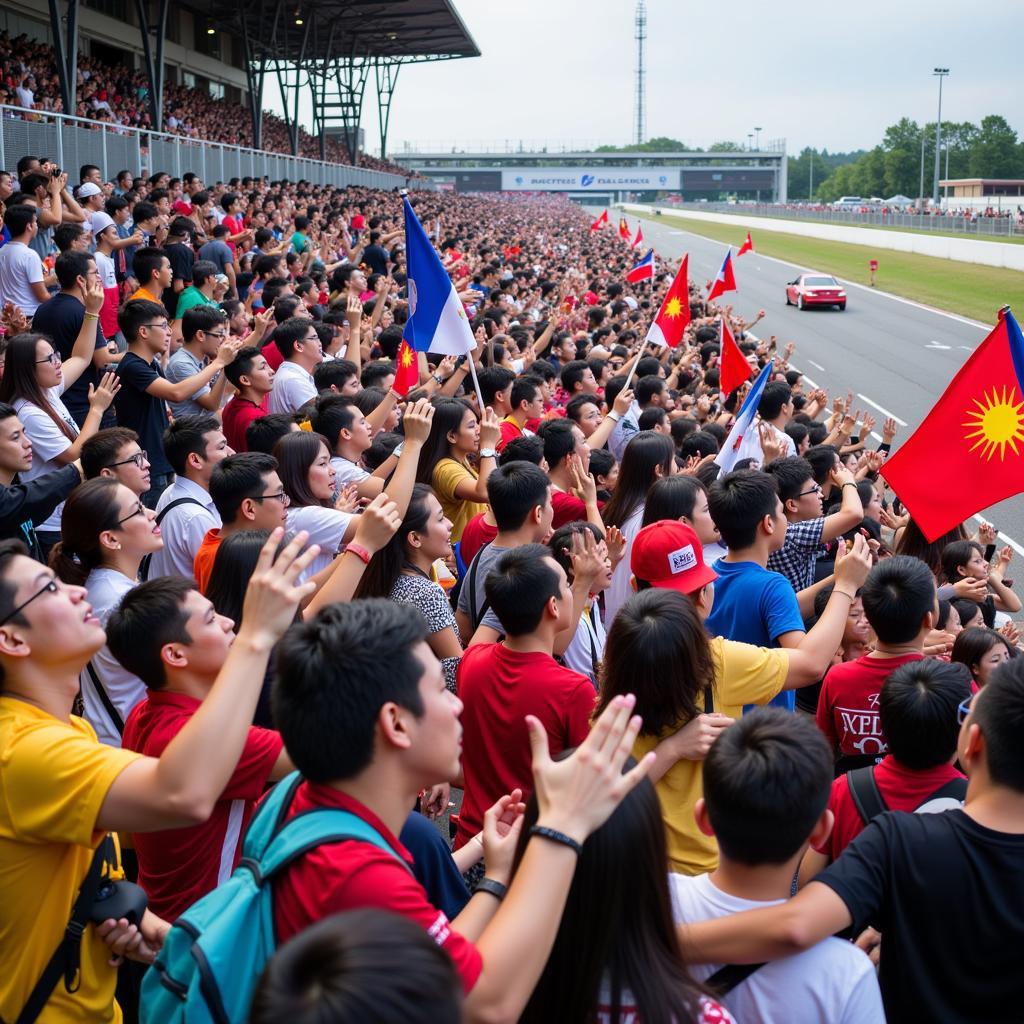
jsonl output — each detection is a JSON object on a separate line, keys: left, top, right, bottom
{"left": 529, "top": 825, "right": 582, "bottom": 855}
{"left": 474, "top": 877, "right": 507, "bottom": 901}
{"left": 842, "top": 481, "right": 858, "bottom": 489}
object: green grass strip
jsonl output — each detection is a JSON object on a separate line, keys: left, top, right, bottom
{"left": 639, "top": 211, "right": 1023, "bottom": 323}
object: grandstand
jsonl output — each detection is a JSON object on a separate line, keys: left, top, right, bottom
{"left": 0, "top": 0, "right": 478, "bottom": 184}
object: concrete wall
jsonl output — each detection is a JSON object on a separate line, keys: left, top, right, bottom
{"left": 622, "top": 204, "right": 1024, "bottom": 272}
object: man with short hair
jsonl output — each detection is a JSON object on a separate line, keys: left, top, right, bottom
{"left": 672, "top": 709, "right": 885, "bottom": 1022}
{"left": 222, "top": 346, "right": 273, "bottom": 452}
{"left": 269, "top": 318, "right": 324, "bottom": 414}
{"left": 32, "top": 250, "right": 119, "bottom": 426}
{"left": 166, "top": 305, "right": 233, "bottom": 419}
{"left": 198, "top": 223, "right": 236, "bottom": 294}
{"left": 129, "top": 246, "right": 173, "bottom": 305}
{"left": 80, "top": 426, "right": 151, "bottom": 496}
{"left": 559, "top": 359, "right": 598, "bottom": 401}
{"left": 174, "top": 259, "right": 220, "bottom": 320}
{"left": 680, "top": 658, "right": 1024, "bottom": 1022}
{"left": 0, "top": 204, "right": 48, "bottom": 317}
{"left": 162, "top": 217, "right": 196, "bottom": 322}
{"left": 498, "top": 377, "right": 543, "bottom": 451}
{"left": 193, "top": 452, "right": 289, "bottom": 590}
{"left": 146, "top": 414, "right": 233, "bottom": 580}
{"left": 477, "top": 366, "right": 516, "bottom": 421}
{"left": 538, "top": 418, "right": 603, "bottom": 530}
{"left": 758, "top": 381, "right": 797, "bottom": 458}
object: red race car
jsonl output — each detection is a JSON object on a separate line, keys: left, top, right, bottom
{"left": 785, "top": 273, "right": 847, "bottom": 311}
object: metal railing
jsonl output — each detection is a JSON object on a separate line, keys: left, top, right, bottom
{"left": 0, "top": 106, "right": 421, "bottom": 189}
{"left": 653, "top": 201, "right": 1024, "bottom": 238}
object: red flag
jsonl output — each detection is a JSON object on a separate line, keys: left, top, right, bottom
{"left": 737, "top": 232, "right": 754, "bottom": 256}
{"left": 393, "top": 340, "right": 420, "bottom": 397}
{"left": 646, "top": 255, "right": 691, "bottom": 348}
{"left": 590, "top": 210, "right": 608, "bottom": 232}
{"left": 619, "top": 217, "right": 631, "bottom": 241}
{"left": 631, "top": 224, "right": 644, "bottom": 249}
{"left": 719, "top": 318, "right": 750, "bottom": 396}
{"left": 881, "top": 309, "right": 1024, "bottom": 541}
{"left": 707, "top": 249, "right": 737, "bottom": 302}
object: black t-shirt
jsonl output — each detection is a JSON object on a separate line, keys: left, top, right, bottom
{"left": 818, "top": 808, "right": 1024, "bottom": 1022}
{"left": 114, "top": 351, "right": 172, "bottom": 475}
{"left": 31, "top": 293, "right": 109, "bottom": 425}
{"left": 362, "top": 244, "right": 390, "bottom": 277}
{"left": 163, "top": 242, "right": 195, "bottom": 320}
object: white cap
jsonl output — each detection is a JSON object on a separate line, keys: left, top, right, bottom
{"left": 91, "top": 212, "right": 116, "bottom": 236}
{"left": 77, "top": 181, "right": 103, "bottom": 198}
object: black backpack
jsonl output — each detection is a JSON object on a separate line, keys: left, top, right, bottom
{"left": 846, "top": 765, "right": 967, "bottom": 824}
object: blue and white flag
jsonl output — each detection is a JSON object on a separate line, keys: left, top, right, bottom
{"left": 403, "top": 197, "right": 474, "bottom": 357}
{"left": 714, "top": 360, "right": 774, "bottom": 474}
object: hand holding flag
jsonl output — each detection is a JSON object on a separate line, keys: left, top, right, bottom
{"left": 714, "top": 360, "right": 774, "bottom": 474}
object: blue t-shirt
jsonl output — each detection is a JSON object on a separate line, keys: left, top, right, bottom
{"left": 705, "top": 558, "right": 805, "bottom": 712}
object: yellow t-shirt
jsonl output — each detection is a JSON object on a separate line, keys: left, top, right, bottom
{"left": 432, "top": 457, "right": 487, "bottom": 544}
{"left": 0, "top": 697, "right": 142, "bottom": 1023}
{"left": 633, "top": 637, "right": 787, "bottom": 876}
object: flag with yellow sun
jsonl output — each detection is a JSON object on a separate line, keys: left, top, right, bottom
{"left": 646, "top": 254, "right": 691, "bottom": 348}
{"left": 882, "top": 308, "right": 1024, "bottom": 541}
{"left": 393, "top": 339, "right": 420, "bottom": 397}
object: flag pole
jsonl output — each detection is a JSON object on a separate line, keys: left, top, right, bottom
{"left": 621, "top": 343, "right": 645, "bottom": 391}
{"left": 465, "top": 353, "right": 487, "bottom": 413}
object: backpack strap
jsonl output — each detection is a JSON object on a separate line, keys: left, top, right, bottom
{"left": 703, "top": 684, "right": 714, "bottom": 715}
{"left": 846, "top": 766, "right": 888, "bottom": 825}
{"left": 916, "top": 776, "right": 968, "bottom": 809}
{"left": 138, "top": 497, "right": 205, "bottom": 580}
{"left": 466, "top": 543, "right": 492, "bottom": 631}
{"left": 705, "top": 961, "right": 766, "bottom": 995}
{"left": 84, "top": 661, "right": 124, "bottom": 737}
{"left": 13, "top": 836, "right": 114, "bottom": 1024}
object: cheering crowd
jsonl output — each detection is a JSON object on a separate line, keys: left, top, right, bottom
{"left": 0, "top": 31, "right": 411, "bottom": 174}
{"left": 0, "top": 149, "right": 1022, "bottom": 1024}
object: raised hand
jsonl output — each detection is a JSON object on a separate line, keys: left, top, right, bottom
{"left": 834, "top": 534, "right": 873, "bottom": 591}
{"left": 758, "top": 421, "right": 784, "bottom": 465}
{"left": 567, "top": 453, "right": 598, "bottom": 507}
{"left": 605, "top": 524, "right": 626, "bottom": 568}
{"left": 882, "top": 417, "right": 899, "bottom": 444}
{"left": 335, "top": 483, "right": 360, "bottom": 513}
{"left": 84, "top": 277, "right": 105, "bottom": 315}
{"left": 352, "top": 494, "right": 402, "bottom": 555}
{"left": 215, "top": 338, "right": 243, "bottom": 366}
{"left": 976, "top": 522, "right": 997, "bottom": 546}
{"left": 88, "top": 370, "right": 121, "bottom": 411}
{"left": 478, "top": 406, "right": 502, "bottom": 450}
{"left": 612, "top": 386, "right": 635, "bottom": 416}
{"left": 401, "top": 397, "right": 435, "bottom": 446}
{"left": 671, "top": 712, "right": 736, "bottom": 762}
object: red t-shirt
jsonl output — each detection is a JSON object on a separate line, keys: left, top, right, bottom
{"left": 122, "top": 690, "right": 282, "bottom": 921}
{"left": 497, "top": 418, "right": 523, "bottom": 452}
{"left": 818, "top": 755, "right": 967, "bottom": 860}
{"left": 272, "top": 782, "right": 482, "bottom": 993}
{"left": 261, "top": 341, "right": 284, "bottom": 371}
{"left": 816, "top": 652, "right": 923, "bottom": 758}
{"left": 455, "top": 643, "right": 595, "bottom": 849}
{"left": 222, "top": 214, "right": 245, "bottom": 252}
{"left": 193, "top": 528, "right": 222, "bottom": 593}
{"left": 221, "top": 394, "right": 269, "bottom": 453}
{"left": 459, "top": 513, "right": 497, "bottom": 567}
{"left": 550, "top": 488, "right": 589, "bottom": 530}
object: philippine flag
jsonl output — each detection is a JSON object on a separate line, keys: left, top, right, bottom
{"left": 707, "top": 248, "right": 737, "bottom": 302}
{"left": 626, "top": 248, "right": 655, "bottom": 284}
{"left": 714, "top": 360, "right": 774, "bottom": 474}
{"left": 402, "top": 197, "right": 475, "bottom": 357}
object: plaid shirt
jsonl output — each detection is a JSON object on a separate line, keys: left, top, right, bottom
{"left": 767, "top": 517, "right": 826, "bottom": 592}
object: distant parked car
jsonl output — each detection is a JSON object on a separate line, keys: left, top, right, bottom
{"left": 833, "top": 196, "right": 866, "bottom": 209}
{"left": 785, "top": 274, "right": 847, "bottom": 311}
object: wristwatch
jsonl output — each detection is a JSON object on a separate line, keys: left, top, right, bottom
{"left": 479, "top": 447, "right": 497, "bottom": 459}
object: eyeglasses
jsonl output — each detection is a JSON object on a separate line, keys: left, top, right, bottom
{"left": 117, "top": 501, "right": 147, "bottom": 525}
{"left": 0, "top": 577, "right": 59, "bottom": 626}
{"left": 109, "top": 449, "right": 148, "bottom": 469}
{"left": 798, "top": 484, "right": 822, "bottom": 497}
{"left": 205, "top": 330, "right": 228, "bottom": 340}
{"left": 141, "top": 321, "right": 170, "bottom": 331}
{"left": 35, "top": 350, "right": 61, "bottom": 365}
{"left": 247, "top": 490, "right": 290, "bottom": 507}
{"left": 957, "top": 694, "right": 975, "bottom": 725}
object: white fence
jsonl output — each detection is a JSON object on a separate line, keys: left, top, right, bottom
{"left": 0, "top": 107, "right": 416, "bottom": 189}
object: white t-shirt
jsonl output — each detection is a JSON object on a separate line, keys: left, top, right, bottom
{"left": 94, "top": 249, "right": 117, "bottom": 290}
{"left": 670, "top": 872, "right": 884, "bottom": 1024}
{"left": 14, "top": 386, "right": 78, "bottom": 532}
{"left": 146, "top": 477, "right": 220, "bottom": 580}
{"left": 330, "top": 455, "right": 369, "bottom": 491}
{"left": 81, "top": 568, "right": 147, "bottom": 746}
{"left": 0, "top": 240, "right": 45, "bottom": 317}
{"left": 286, "top": 504, "right": 354, "bottom": 582}
{"left": 603, "top": 503, "right": 644, "bottom": 627}
{"left": 561, "top": 598, "right": 605, "bottom": 687}
{"left": 269, "top": 360, "right": 316, "bottom": 414}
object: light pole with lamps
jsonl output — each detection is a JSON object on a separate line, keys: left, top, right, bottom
{"left": 754, "top": 126, "right": 762, "bottom": 150}
{"left": 932, "top": 67, "right": 949, "bottom": 208}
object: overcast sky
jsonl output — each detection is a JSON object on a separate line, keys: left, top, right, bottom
{"left": 267, "top": 0, "right": 1024, "bottom": 159}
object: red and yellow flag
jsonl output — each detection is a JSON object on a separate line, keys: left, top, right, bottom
{"left": 881, "top": 308, "right": 1024, "bottom": 541}
{"left": 646, "top": 255, "right": 691, "bottom": 349}
{"left": 393, "top": 340, "right": 420, "bottom": 397}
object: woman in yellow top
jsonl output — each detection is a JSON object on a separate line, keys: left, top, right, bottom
{"left": 415, "top": 397, "right": 500, "bottom": 543}
{"left": 596, "top": 521, "right": 870, "bottom": 875}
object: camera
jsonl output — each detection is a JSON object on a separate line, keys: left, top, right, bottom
{"left": 89, "top": 877, "right": 148, "bottom": 926}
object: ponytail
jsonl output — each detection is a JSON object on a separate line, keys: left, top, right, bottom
{"left": 49, "top": 478, "right": 121, "bottom": 586}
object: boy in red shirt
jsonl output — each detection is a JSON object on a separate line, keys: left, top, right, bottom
{"left": 816, "top": 556, "right": 937, "bottom": 774}
{"left": 270, "top": 597, "right": 653, "bottom": 1021}
{"left": 802, "top": 658, "right": 970, "bottom": 881}
{"left": 111, "top": 576, "right": 292, "bottom": 920}
{"left": 222, "top": 346, "right": 273, "bottom": 453}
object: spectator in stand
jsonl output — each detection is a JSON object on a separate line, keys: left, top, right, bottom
{"left": 145, "top": 414, "right": 231, "bottom": 580}
{"left": 91, "top": 215, "right": 123, "bottom": 348}
{"left": 129, "top": 245, "right": 172, "bottom": 305}
{"left": 165, "top": 305, "right": 232, "bottom": 419}
{"left": 269, "top": 318, "right": 323, "bottom": 415}
{"left": 671, "top": 709, "right": 884, "bottom": 1022}
{"left": 539, "top": 418, "right": 603, "bottom": 531}
{"left": 498, "top": 377, "right": 544, "bottom": 451}
{"left": 193, "top": 452, "right": 288, "bottom": 592}
{"left": 246, "top": 411, "right": 299, "bottom": 455}
{"left": 0, "top": 204, "right": 47, "bottom": 317}
{"left": 174, "top": 260, "right": 220, "bottom": 320}
{"left": 220, "top": 192, "right": 251, "bottom": 253}
{"left": 114, "top": 300, "right": 236, "bottom": 508}
{"left": 50, "top": 478, "right": 161, "bottom": 745}
{"left": 199, "top": 223, "right": 236, "bottom": 295}
{"left": 162, "top": 217, "right": 196, "bottom": 325}
{"left": 222, "top": 346, "right": 273, "bottom": 452}
{"left": 951, "top": 626, "right": 1015, "bottom": 690}
{"left": 80, "top": 426, "right": 151, "bottom": 496}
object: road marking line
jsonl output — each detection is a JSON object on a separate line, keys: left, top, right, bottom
{"left": 925, "top": 341, "right": 951, "bottom": 350}
{"left": 808, "top": 360, "right": 826, "bottom": 372}
{"left": 857, "top": 394, "right": 907, "bottom": 426}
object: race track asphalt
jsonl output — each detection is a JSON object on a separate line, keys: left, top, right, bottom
{"left": 625, "top": 211, "right": 1024, "bottom": 553}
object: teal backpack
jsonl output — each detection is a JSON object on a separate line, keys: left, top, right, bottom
{"left": 140, "top": 771, "right": 410, "bottom": 1023}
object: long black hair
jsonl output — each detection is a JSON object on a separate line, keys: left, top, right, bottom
{"left": 205, "top": 529, "right": 273, "bottom": 629}
{"left": 49, "top": 478, "right": 121, "bottom": 586}
{"left": 353, "top": 484, "right": 433, "bottom": 599}
{"left": 0, "top": 332, "right": 76, "bottom": 441}
{"left": 512, "top": 753, "right": 706, "bottom": 1024}
{"left": 642, "top": 475, "right": 706, "bottom": 528}
{"left": 414, "top": 398, "right": 473, "bottom": 485}
{"left": 601, "top": 431, "right": 675, "bottom": 529}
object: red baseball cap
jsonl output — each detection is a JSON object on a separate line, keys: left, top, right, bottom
{"left": 630, "top": 521, "right": 717, "bottom": 595}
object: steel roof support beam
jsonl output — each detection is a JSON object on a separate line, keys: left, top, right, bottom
{"left": 332, "top": 54, "right": 370, "bottom": 167}
{"left": 46, "top": 0, "right": 79, "bottom": 117}
{"left": 374, "top": 57, "right": 402, "bottom": 161}
{"left": 239, "top": 1, "right": 267, "bottom": 150}
{"left": 134, "top": 0, "right": 169, "bottom": 132}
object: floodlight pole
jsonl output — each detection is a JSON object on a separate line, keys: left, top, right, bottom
{"left": 932, "top": 68, "right": 949, "bottom": 209}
